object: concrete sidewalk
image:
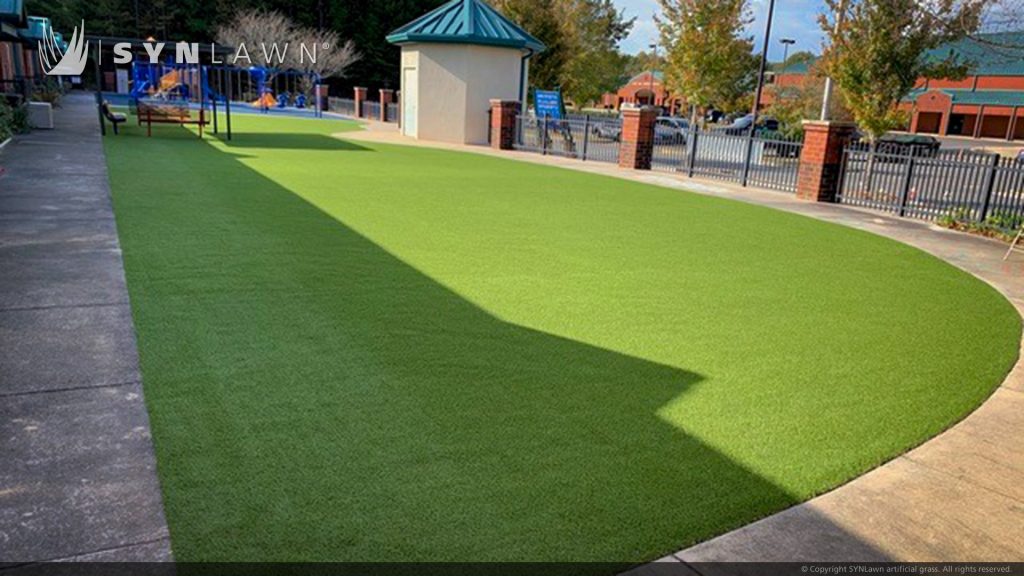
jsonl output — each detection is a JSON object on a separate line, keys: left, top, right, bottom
{"left": 347, "top": 123, "right": 1024, "bottom": 566}
{"left": 0, "top": 94, "right": 171, "bottom": 563}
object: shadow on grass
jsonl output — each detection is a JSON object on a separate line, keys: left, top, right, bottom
{"left": 220, "top": 132, "right": 371, "bottom": 151}
{"left": 106, "top": 125, "right": 890, "bottom": 566}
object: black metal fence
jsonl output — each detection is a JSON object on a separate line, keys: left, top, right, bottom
{"left": 838, "top": 145, "right": 1024, "bottom": 223}
{"left": 362, "top": 101, "right": 381, "bottom": 120}
{"left": 513, "top": 115, "right": 621, "bottom": 164}
{"left": 651, "top": 129, "right": 804, "bottom": 193}
{"left": 329, "top": 97, "right": 356, "bottom": 117}
{"left": 386, "top": 103, "right": 400, "bottom": 124}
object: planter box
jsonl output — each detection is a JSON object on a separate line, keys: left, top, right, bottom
{"left": 27, "top": 102, "right": 54, "bottom": 129}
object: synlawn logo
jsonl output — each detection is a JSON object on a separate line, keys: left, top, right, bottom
{"left": 39, "top": 20, "right": 323, "bottom": 77}
{"left": 39, "top": 21, "right": 89, "bottom": 76}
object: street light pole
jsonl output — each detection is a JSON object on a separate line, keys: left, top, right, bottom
{"left": 749, "top": 0, "right": 776, "bottom": 123}
{"left": 821, "top": 0, "right": 846, "bottom": 121}
{"left": 780, "top": 38, "right": 796, "bottom": 76}
{"left": 742, "top": 0, "right": 776, "bottom": 187}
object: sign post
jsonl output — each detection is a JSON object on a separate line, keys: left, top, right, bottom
{"left": 533, "top": 88, "right": 575, "bottom": 156}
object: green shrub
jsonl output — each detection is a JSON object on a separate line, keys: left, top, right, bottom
{"left": 32, "top": 79, "right": 64, "bottom": 107}
{"left": 0, "top": 99, "right": 31, "bottom": 141}
{"left": 939, "top": 207, "right": 1024, "bottom": 242}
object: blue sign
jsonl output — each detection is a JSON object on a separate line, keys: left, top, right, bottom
{"left": 534, "top": 89, "right": 563, "bottom": 120}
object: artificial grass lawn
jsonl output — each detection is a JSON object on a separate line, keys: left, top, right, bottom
{"left": 105, "top": 114, "right": 1020, "bottom": 563}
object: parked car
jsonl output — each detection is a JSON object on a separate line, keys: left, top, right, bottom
{"left": 655, "top": 117, "right": 690, "bottom": 145}
{"left": 851, "top": 132, "right": 941, "bottom": 158}
{"left": 591, "top": 119, "right": 622, "bottom": 141}
{"left": 758, "top": 129, "right": 802, "bottom": 157}
{"left": 715, "top": 114, "right": 781, "bottom": 137}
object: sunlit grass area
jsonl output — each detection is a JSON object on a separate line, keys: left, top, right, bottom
{"left": 105, "top": 114, "right": 1020, "bottom": 564}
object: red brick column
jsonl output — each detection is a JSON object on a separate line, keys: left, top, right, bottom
{"left": 618, "top": 107, "right": 658, "bottom": 170}
{"left": 490, "top": 99, "right": 520, "bottom": 150}
{"left": 796, "top": 121, "right": 857, "bottom": 202}
{"left": 317, "top": 85, "right": 329, "bottom": 112}
{"left": 379, "top": 89, "right": 395, "bottom": 122}
{"left": 353, "top": 87, "right": 367, "bottom": 118}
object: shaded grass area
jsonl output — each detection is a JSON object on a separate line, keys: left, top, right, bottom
{"left": 105, "top": 115, "right": 1020, "bottom": 563}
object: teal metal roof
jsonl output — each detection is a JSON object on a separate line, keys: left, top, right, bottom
{"left": 925, "top": 32, "right": 1024, "bottom": 76}
{"left": 387, "top": 0, "right": 546, "bottom": 53}
{"left": 772, "top": 57, "right": 817, "bottom": 75}
{"left": 17, "top": 15, "right": 49, "bottom": 40}
{"left": 626, "top": 70, "right": 664, "bottom": 84}
{"left": 908, "top": 88, "right": 1024, "bottom": 107}
{"left": 0, "top": 0, "right": 25, "bottom": 25}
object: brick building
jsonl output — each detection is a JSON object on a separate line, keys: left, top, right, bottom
{"left": 601, "top": 71, "right": 684, "bottom": 114}
{"left": 0, "top": 0, "right": 28, "bottom": 92}
{"left": 762, "top": 33, "right": 1024, "bottom": 141}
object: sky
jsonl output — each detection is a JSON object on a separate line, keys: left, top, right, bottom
{"left": 614, "top": 0, "right": 829, "bottom": 61}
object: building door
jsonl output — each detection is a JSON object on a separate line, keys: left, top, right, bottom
{"left": 916, "top": 112, "right": 942, "bottom": 134}
{"left": 402, "top": 67, "right": 418, "bottom": 138}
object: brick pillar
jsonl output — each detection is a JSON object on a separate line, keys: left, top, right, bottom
{"left": 317, "top": 85, "right": 329, "bottom": 112}
{"left": 796, "top": 121, "right": 857, "bottom": 202}
{"left": 490, "top": 99, "right": 520, "bottom": 150}
{"left": 380, "top": 89, "right": 395, "bottom": 122}
{"left": 353, "top": 87, "right": 367, "bottom": 118}
{"left": 618, "top": 106, "right": 658, "bottom": 170}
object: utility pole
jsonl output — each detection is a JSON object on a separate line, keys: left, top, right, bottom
{"left": 821, "top": 0, "right": 846, "bottom": 120}
{"left": 649, "top": 43, "right": 659, "bottom": 107}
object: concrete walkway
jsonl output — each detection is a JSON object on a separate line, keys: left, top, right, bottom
{"left": 347, "top": 122, "right": 1024, "bottom": 565}
{"left": 0, "top": 94, "right": 171, "bottom": 563}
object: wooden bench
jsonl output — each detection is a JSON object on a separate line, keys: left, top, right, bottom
{"left": 136, "top": 100, "right": 209, "bottom": 138}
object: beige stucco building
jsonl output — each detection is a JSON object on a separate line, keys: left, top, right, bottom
{"left": 387, "top": 0, "right": 545, "bottom": 145}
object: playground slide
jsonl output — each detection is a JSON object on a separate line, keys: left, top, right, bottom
{"left": 159, "top": 70, "right": 180, "bottom": 93}
{"left": 253, "top": 93, "right": 277, "bottom": 108}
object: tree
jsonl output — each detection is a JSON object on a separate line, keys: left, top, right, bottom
{"left": 290, "top": 26, "right": 360, "bottom": 91}
{"left": 491, "top": 0, "right": 633, "bottom": 104}
{"left": 765, "top": 69, "right": 853, "bottom": 138}
{"left": 623, "top": 50, "right": 666, "bottom": 79}
{"left": 216, "top": 10, "right": 359, "bottom": 94}
{"left": 818, "top": 0, "right": 988, "bottom": 140}
{"left": 656, "top": 0, "right": 759, "bottom": 122}
{"left": 772, "top": 50, "right": 816, "bottom": 72}
{"left": 556, "top": 0, "right": 634, "bottom": 104}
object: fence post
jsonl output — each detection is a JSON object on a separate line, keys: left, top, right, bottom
{"left": 618, "top": 106, "right": 658, "bottom": 170}
{"left": 979, "top": 153, "right": 1001, "bottom": 222}
{"left": 687, "top": 128, "right": 699, "bottom": 177}
{"left": 741, "top": 133, "right": 755, "bottom": 187}
{"left": 379, "top": 89, "right": 395, "bottom": 122}
{"left": 353, "top": 87, "right": 367, "bottom": 118}
{"left": 540, "top": 113, "right": 548, "bottom": 154}
{"left": 489, "top": 100, "right": 520, "bottom": 150}
{"left": 582, "top": 115, "right": 591, "bottom": 162}
{"left": 796, "top": 121, "right": 857, "bottom": 202}
{"left": 898, "top": 156, "right": 916, "bottom": 217}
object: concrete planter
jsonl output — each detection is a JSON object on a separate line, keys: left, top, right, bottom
{"left": 27, "top": 102, "right": 54, "bottom": 129}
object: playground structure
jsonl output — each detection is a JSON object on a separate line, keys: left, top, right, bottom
{"left": 241, "top": 67, "right": 318, "bottom": 112}
{"left": 130, "top": 61, "right": 212, "bottom": 137}
{"left": 90, "top": 36, "right": 326, "bottom": 139}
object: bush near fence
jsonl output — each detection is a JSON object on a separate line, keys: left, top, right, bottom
{"left": 838, "top": 144, "right": 1024, "bottom": 225}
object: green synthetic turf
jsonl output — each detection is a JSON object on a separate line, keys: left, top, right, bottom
{"left": 105, "top": 115, "right": 1020, "bottom": 564}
